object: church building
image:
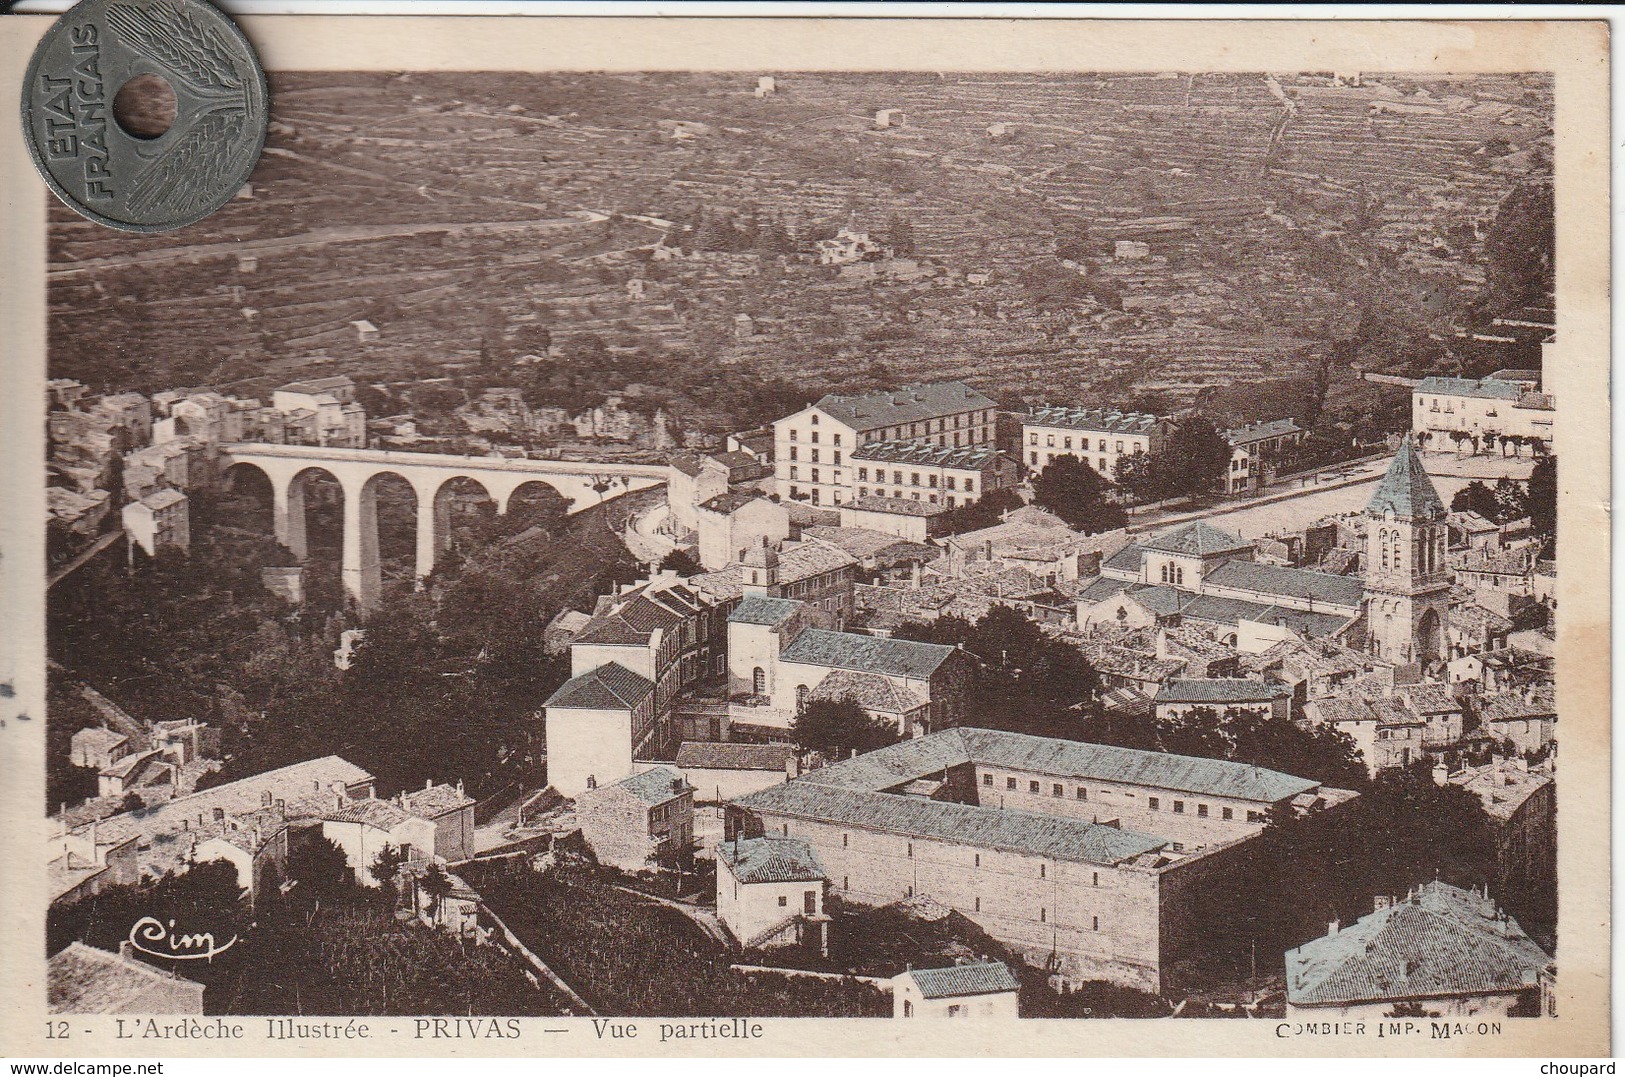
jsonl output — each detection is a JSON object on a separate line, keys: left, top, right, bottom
{"left": 1362, "top": 442, "right": 1452, "bottom": 668}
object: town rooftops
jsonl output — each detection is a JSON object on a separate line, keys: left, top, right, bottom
{"left": 1285, "top": 881, "right": 1550, "bottom": 1008}
{"left": 1141, "top": 521, "right": 1250, "bottom": 557}
{"left": 1226, "top": 419, "right": 1303, "bottom": 447}
{"left": 1447, "top": 762, "right": 1552, "bottom": 823}
{"left": 789, "top": 727, "right": 1320, "bottom": 805}
{"left": 49, "top": 943, "right": 205, "bottom": 1014}
{"left": 852, "top": 440, "right": 1005, "bottom": 470}
{"left": 903, "top": 961, "right": 1021, "bottom": 999}
{"left": 400, "top": 781, "right": 475, "bottom": 818}
{"left": 738, "top": 780, "right": 1166, "bottom": 866}
{"left": 806, "top": 668, "right": 927, "bottom": 714}
{"left": 810, "top": 381, "right": 998, "bottom": 429}
{"left": 717, "top": 836, "right": 826, "bottom": 884}
{"left": 1025, "top": 406, "right": 1166, "bottom": 436}
{"left": 675, "top": 742, "right": 796, "bottom": 772}
{"left": 779, "top": 628, "right": 957, "bottom": 680}
{"left": 544, "top": 662, "right": 655, "bottom": 711}
{"left": 1414, "top": 376, "right": 1525, "bottom": 402}
{"left": 605, "top": 766, "right": 691, "bottom": 805}
{"left": 1203, "top": 559, "right": 1367, "bottom": 610}
{"left": 844, "top": 495, "right": 950, "bottom": 518}
{"left": 728, "top": 593, "right": 804, "bottom": 626}
{"left": 1367, "top": 443, "right": 1448, "bottom": 521}
{"left": 1153, "top": 678, "right": 1291, "bottom": 705}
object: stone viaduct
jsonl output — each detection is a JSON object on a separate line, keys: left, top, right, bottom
{"left": 219, "top": 444, "right": 669, "bottom": 612}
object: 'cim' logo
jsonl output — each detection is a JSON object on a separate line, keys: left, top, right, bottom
{"left": 127, "top": 916, "right": 238, "bottom": 962}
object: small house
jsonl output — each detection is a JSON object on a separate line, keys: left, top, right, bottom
{"left": 893, "top": 962, "right": 1021, "bottom": 1018}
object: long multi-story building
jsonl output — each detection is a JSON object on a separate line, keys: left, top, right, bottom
{"left": 1412, "top": 375, "right": 1555, "bottom": 454}
{"left": 850, "top": 442, "right": 1018, "bottom": 510}
{"left": 1021, "top": 407, "right": 1173, "bottom": 478}
{"left": 772, "top": 382, "right": 999, "bottom": 507}
{"left": 730, "top": 727, "right": 1356, "bottom": 993}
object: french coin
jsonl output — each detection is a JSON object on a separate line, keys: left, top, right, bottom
{"left": 21, "top": 0, "right": 268, "bottom": 233}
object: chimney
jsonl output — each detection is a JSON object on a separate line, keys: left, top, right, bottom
{"left": 1327, "top": 918, "right": 1340, "bottom": 937}
{"left": 1373, "top": 894, "right": 1393, "bottom": 911}
{"left": 275, "top": 798, "right": 285, "bottom": 814}
{"left": 262, "top": 790, "right": 273, "bottom": 806}
{"left": 586, "top": 775, "right": 597, "bottom": 790}
{"left": 212, "top": 807, "right": 225, "bottom": 822}
{"left": 119, "top": 941, "right": 136, "bottom": 962}
{"left": 1431, "top": 762, "right": 1450, "bottom": 787}
{"left": 456, "top": 779, "right": 464, "bottom": 796}
{"left": 426, "top": 778, "right": 434, "bottom": 790}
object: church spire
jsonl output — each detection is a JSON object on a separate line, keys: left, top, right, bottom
{"left": 1367, "top": 441, "right": 1447, "bottom": 521}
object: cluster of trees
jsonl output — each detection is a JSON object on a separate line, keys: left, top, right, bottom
{"left": 48, "top": 840, "right": 562, "bottom": 1016}
{"left": 1451, "top": 455, "right": 1556, "bottom": 556}
{"left": 1112, "top": 417, "right": 1235, "bottom": 504}
{"left": 1031, "top": 455, "right": 1127, "bottom": 535}
{"left": 933, "top": 488, "right": 1023, "bottom": 536}
{"left": 465, "top": 858, "right": 889, "bottom": 1017}
{"left": 791, "top": 698, "right": 902, "bottom": 760}
{"left": 893, "top": 607, "right": 1103, "bottom": 740}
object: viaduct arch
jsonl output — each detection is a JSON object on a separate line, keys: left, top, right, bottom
{"left": 220, "top": 444, "right": 669, "bottom": 613}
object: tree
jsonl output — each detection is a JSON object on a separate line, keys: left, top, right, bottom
{"left": 935, "top": 488, "right": 1023, "bottom": 535}
{"left": 369, "top": 844, "right": 408, "bottom": 893}
{"left": 1031, "top": 455, "right": 1127, "bottom": 535}
{"left": 792, "top": 697, "right": 901, "bottom": 759}
{"left": 286, "top": 834, "right": 358, "bottom": 902}
{"left": 1451, "top": 480, "right": 1500, "bottom": 520}
{"left": 885, "top": 214, "right": 916, "bottom": 256}
{"left": 1527, "top": 455, "right": 1556, "bottom": 555}
{"left": 1492, "top": 477, "right": 1527, "bottom": 523}
{"left": 1158, "top": 417, "right": 1233, "bottom": 500}
{"left": 659, "top": 548, "right": 703, "bottom": 576}
{"left": 418, "top": 863, "right": 455, "bottom": 922}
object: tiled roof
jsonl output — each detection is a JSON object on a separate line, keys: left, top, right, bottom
{"left": 400, "top": 783, "right": 475, "bottom": 818}
{"left": 1226, "top": 419, "right": 1303, "bottom": 447}
{"left": 607, "top": 766, "right": 691, "bottom": 805}
{"left": 853, "top": 440, "right": 1006, "bottom": 471}
{"left": 1479, "top": 686, "right": 1556, "bottom": 722}
{"left": 958, "top": 727, "right": 1318, "bottom": 803}
{"left": 728, "top": 594, "right": 804, "bottom": 626}
{"left": 793, "top": 727, "right": 1319, "bottom": 804}
{"left": 1025, "top": 406, "right": 1165, "bottom": 436}
{"left": 49, "top": 943, "right": 204, "bottom": 1014}
{"left": 1367, "top": 443, "right": 1448, "bottom": 521}
{"left": 1203, "top": 559, "right": 1366, "bottom": 610}
{"left": 72, "top": 727, "right": 127, "bottom": 751}
{"left": 1076, "top": 576, "right": 1134, "bottom": 604}
{"left": 544, "top": 662, "right": 655, "bottom": 711}
{"left": 1414, "top": 376, "right": 1524, "bottom": 402}
{"left": 905, "top": 961, "right": 1021, "bottom": 999}
{"left": 675, "top": 742, "right": 796, "bottom": 771}
{"left": 700, "top": 490, "right": 769, "bottom": 515}
{"left": 1286, "top": 882, "right": 1550, "bottom": 1007}
{"left": 1395, "top": 683, "right": 1460, "bottom": 715}
{"left": 322, "top": 797, "right": 414, "bottom": 830}
{"left": 1141, "top": 522, "right": 1249, "bottom": 557}
{"left": 1101, "top": 543, "right": 1145, "bottom": 574}
{"left": 717, "top": 836, "right": 826, "bottom": 884}
{"left": 276, "top": 375, "right": 354, "bottom": 394}
{"left": 1448, "top": 764, "right": 1552, "bottom": 822}
{"left": 844, "top": 495, "right": 949, "bottom": 518}
{"left": 777, "top": 541, "right": 860, "bottom": 583}
{"left": 803, "top": 526, "right": 929, "bottom": 562}
{"left": 779, "top": 629, "right": 956, "bottom": 680}
{"left": 1154, "top": 678, "right": 1290, "bottom": 705}
{"left": 807, "top": 669, "right": 927, "bottom": 714}
{"left": 811, "top": 381, "right": 997, "bottom": 429}
{"left": 737, "top": 780, "right": 1165, "bottom": 866}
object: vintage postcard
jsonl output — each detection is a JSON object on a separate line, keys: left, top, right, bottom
{"left": 0, "top": 12, "right": 1609, "bottom": 1059}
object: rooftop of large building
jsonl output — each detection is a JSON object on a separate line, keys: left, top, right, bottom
{"left": 1203, "top": 558, "right": 1367, "bottom": 610}
{"left": 778, "top": 628, "right": 958, "bottom": 680}
{"left": 48, "top": 943, "right": 204, "bottom": 1014}
{"left": 1286, "top": 881, "right": 1550, "bottom": 1008}
{"left": 808, "top": 381, "right": 998, "bottom": 429}
{"left": 1140, "top": 521, "right": 1251, "bottom": 557}
{"left": 843, "top": 495, "right": 950, "bottom": 518}
{"left": 728, "top": 593, "right": 804, "bottom": 626}
{"left": 1153, "top": 678, "right": 1292, "bottom": 705}
{"left": 852, "top": 440, "right": 1005, "bottom": 470}
{"left": 1024, "top": 406, "right": 1167, "bottom": 435}
{"left": 1414, "top": 376, "right": 1526, "bottom": 402}
{"left": 1446, "top": 761, "right": 1552, "bottom": 822}
{"left": 544, "top": 662, "right": 655, "bottom": 711}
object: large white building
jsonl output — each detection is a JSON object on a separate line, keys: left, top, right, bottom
{"left": 773, "top": 382, "right": 999, "bottom": 507}
{"left": 1021, "top": 406, "right": 1172, "bottom": 478}
{"left": 850, "top": 442, "right": 1018, "bottom": 510}
{"left": 1412, "top": 375, "right": 1555, "bottom": 454}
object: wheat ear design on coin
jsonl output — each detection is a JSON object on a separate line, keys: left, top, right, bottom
{"left": 126, "top": 107, "right": 246, "bottom": 216}
{"left": 104, "top": 2, "right": 242, "bottom": 94}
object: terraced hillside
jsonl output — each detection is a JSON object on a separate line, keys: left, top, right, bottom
{"left": 49, "top": 71, "right": 1551, "bottom": 433}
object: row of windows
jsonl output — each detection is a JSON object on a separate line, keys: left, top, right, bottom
{"left": 789, "top": 428, "right": 842, "bottom": 445}
{"left": 1031, "top": 451, "right": 1111, "bottom": 473}
{"left": 1031, "top": 433, "right": 1131, "bottom": 453}
{"left": 787, "top": 447, "right": 843, "bottom": 465}
{"left": 857, "top": 487, "right": 958, "bottom": 507}
{"left": 1158, "top": 563, "right": 1186, "bottom": 586}
{"left": 852, "top": 467, "right": 978, "bottom": 491}
{"left": 985, "top": 772, "right": 1261, "bottom": 823}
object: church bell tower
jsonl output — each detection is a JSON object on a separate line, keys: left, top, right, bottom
{"left": 1363, "top": 442, "right": 1452, "bottom": 667}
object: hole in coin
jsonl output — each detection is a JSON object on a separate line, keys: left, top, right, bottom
{"left": 112, "top": 73, "right": 178, "bottom": 140}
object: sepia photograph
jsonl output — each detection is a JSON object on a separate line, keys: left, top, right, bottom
{"left": 0, "top": 10, "right": 1609, "bottom": 1060}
